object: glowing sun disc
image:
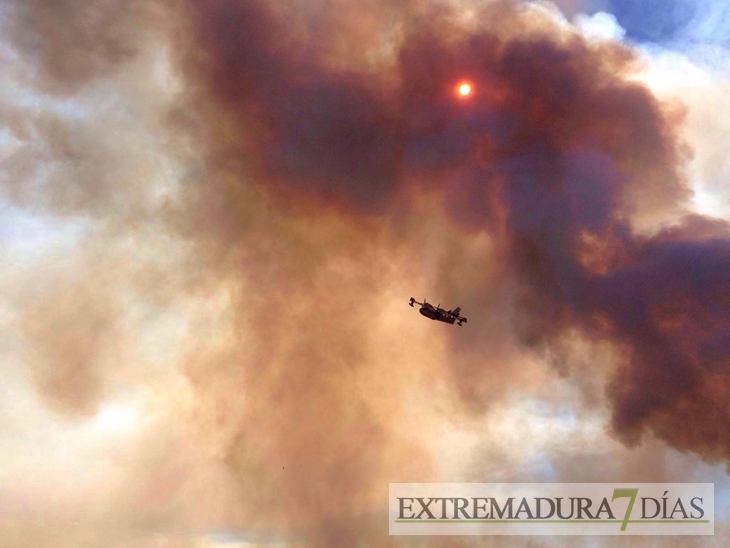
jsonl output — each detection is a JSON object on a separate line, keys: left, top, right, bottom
{"left": 457, "top": 82, "right": 472, "bottom": 97}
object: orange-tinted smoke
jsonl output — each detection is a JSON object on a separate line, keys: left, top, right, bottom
{"left": 5, "top": 0, "right": 730, "bottom": 544}
{"left": 177, "top": 0, "right": 730, "bottom": 462}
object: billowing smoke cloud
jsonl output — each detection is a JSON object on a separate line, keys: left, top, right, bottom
{"left": 172, "top": 0, "right": 730, "bottom": 458}
{"left": 2, "top": 0, "right": 730, "bottom": 545}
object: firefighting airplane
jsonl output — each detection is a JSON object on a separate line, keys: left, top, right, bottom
{"left": 409, "top": 297, "right": 467, "bottom": 326}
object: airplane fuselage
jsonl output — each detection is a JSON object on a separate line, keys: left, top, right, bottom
{"left": 419, "top": 305, "right": 456, "bottom": 324}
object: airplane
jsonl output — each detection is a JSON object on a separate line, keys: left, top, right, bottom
{"left": 409, "top": 297, "right": 467, "bottom": 326}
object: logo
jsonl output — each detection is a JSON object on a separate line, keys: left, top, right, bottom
{"left": 389, "top": 483, "right": 714, "bottom": 535}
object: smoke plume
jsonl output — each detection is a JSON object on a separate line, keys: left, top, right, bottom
{"left": 171, "top": 0, "right": 730, "bottom": 459}
{"left": 3, "top": 0, "right": 730, "bottom": 545}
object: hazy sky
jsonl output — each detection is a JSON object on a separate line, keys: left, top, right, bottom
{"left": 0, "top": 1, "right": 729, "bottom": 547}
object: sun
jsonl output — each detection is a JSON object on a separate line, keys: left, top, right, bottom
{"left": 457, "top": 82, "right": 473, "bottom": 97}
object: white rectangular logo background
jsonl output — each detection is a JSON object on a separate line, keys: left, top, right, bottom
{"left": 389, "top": 483, "right": 714, "bottom": 535}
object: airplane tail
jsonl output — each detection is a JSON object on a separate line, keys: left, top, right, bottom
{"left": 453, "top": 306, "right": 461, "bottom": 316}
